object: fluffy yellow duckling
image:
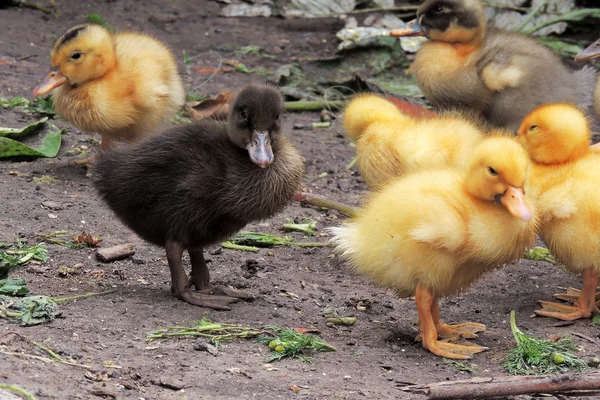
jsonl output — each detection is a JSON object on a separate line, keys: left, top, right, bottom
{"left": 33, "top": 24, "right": 185, "bottom": 157}
{"left": 331, "top": 136, "right": 535, "bottom": 359}
{"left": 517, "top": 103, "right": 600, "bottom": 321}
{"left": 343, "top": 93, "right": 485, "bottom": 189}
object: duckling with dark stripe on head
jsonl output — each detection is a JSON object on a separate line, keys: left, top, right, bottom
{"left": 93, "top": 84, "right": 305, "bottom": 310}
{"left": 391, "top": 0, "right": 597, "bottom": 132}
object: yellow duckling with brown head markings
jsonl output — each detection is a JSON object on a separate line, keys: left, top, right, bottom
{"left": 343, "top": 93, "right": 485, "bottom": 189}
{"left": 33, "top": 24, "right": 185, "bottom": 157}
{"left": 331, "top": 136, "right": 536, "bottom": 359}
{"left": 517, "top": 103, "right": 600, "bottom": 321}
{"left": 390, "top": 0, "right": 596, "bottom": 132}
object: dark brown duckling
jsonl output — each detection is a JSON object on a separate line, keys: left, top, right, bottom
{"left": 575, "top": 38, "right": 600, "bottom": 119}
{"left": 390, "top": 0, "right": 597, "bottom": 132}
{"left": 93, "top": 84, "right": 305, "bottom": 310}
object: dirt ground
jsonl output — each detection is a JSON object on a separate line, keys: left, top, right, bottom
{"left": 1, "top": 1, "right": 599, "bottom": 399}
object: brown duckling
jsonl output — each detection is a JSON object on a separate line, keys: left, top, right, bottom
{"left": 390, "top": 0, "right": 596, "bottom": 132}
{"left": 33, "top": 24, "right": 185, "bottom": 160}
{"left": 93, "top": 84, "right": 305, "bottom": 310}
{"left": 575, "top": 38, "right": 600, "bottom": 119}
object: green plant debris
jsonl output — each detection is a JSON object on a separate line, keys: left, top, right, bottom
{"left": 283, "top": 217, "right": 317, "bottom": 236}
{"left": 505, "top": 310, "right": 587, "bottom": 375}
{"left": 524, "top": 8, "right": 600, "bottom": 35}
{"left": 222, "top": 231, "right": 331, "bottom": 251}
{"left": 235, "top": 63, "right": 251, "bottom": 74}
{"left": 257, "top": 326, "right": 336, "bottom": 363}
{"left": 0, "top": 117, "right": 48, "bottom": 139}
{"left": 0, "top": 119, "right": 63, "bottom": 159}
{"left": 38, "top": 230, "right": 98, "bottom": 249}
{"left": 236, "top": 45, "right": 276, "bottom": 59}
{"left": 186, "top": 92, "right": 209, "bottom": 102}
{"left": 524, "top": 247, "right": 556, "bottom": 264}
{"left": 592, "top": 315, "right": 600, "bottom": 327}
{"left": 182, "top": 50, "right": 192, "bottom": 67}
{"left": 0, "top": 278, "right": 29, "bottom": 296}
{"left": 0, "top": 96, "right": 30, "bottom": 109}
{"left": 0, "top": 241, "right": 48, "bottom": 279}
{"left": 31, "top": 96, "right": 56, "bottom": 117}
{"left": 0, "top": 96, "right": 56, "bottom": 118}
{"left": 0, "top": 290, "right": 114, "bottom": 326}
{"left": 32, "top": 175, "right": 59, "bottom": 185}
{"left": 443, "top": 358, "right": 475, "bottom": 373}
{"left": 0, "top": 384, "right": 36, "bottom": 400}
{"left": 147, "top": 318, "right": 263, "bottom": 344}
{"left": 86, "top": 13, "right": 114, "bottom": 31}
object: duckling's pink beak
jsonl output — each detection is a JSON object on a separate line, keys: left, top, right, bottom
{"left": 33, "top": 67, "right": 67, "bottom": 97}
{"left": 247, "top": 130, "right": 274, "bottom": 168}
{"left": 390, "top": 19, "right": 425, "bottom": 38}
{"left": 575, "top": 39, "right": 600, "bottom": 62}
{"left": 501, "top": 186, "right": 532, "bottom": 222}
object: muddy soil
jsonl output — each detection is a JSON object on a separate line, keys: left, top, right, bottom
{"left": 1, "top": 1, "right": 598, "bottom": 399}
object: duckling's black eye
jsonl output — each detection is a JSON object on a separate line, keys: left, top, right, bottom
{"left": 70, "top": 52, "right": 82, "bottom": 60}
{"left": 240, "top": 109, "right": 248, "bottom": 121}
{"left": 528, "top": 125, "right": 538, "bottom": 131}
{"left": 488, "top": 166, "right": 498, "bottom": 176}
{"left": 432, "top": 5, "right": 444, "bottom": 13}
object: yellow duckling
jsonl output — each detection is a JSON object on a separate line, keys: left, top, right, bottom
{"left": 517, "top": 103, "right": 600, "bottom": 321}
{"left": 33, "top": 24, "right": 185, "bottom": 157}
{"left": 343, "top": 93, "right": 484, "bottom": 189}
{"left": 331, "top": 136, "right": 535, "bottom": 359}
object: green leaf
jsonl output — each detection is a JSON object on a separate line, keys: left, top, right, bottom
{"left": 87, "top": 13, "right": 114, "bottom": 31}
{"left": 0, "top": 117, "right": 48, "bottom": 139}
{"left": 0, "top": 279, "right": 30, "bottom": 296}
{"left": 0, "top": 124, "right": 63, "bottom": 158}
{"left": 0, "top": 96, "right": 30, "bottom": 109}
{"left": 32, "top": 96, "right": 56, "bottom": 118}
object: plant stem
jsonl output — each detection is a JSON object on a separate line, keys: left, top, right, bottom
{"left": 509, "top": 310, "right": 522, "bottom": 345}
{"left": 284, "top": 101, "right": 346, "bottom": 112}
{"left": 290, "top": 242, "right": 333, "bottom": 248}
{"left": 221, "top": 242, "right": 260, "bottom": 253}
{"left": 0, "top": 384, "right": 36, "bottom": 400}
{"left": 294, "top": 192, "right": 359, "bottom": 217}
{"left": 34, "top": 342, "right": 64, "bottom": 362}
{"left": 515, "top": 0, "right": 547, "bottom": 32}
{"left": 51, "top": 289, "right": 115, "bottom": 304}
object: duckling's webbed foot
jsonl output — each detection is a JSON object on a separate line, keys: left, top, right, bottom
{"left": 431, "top": 300, "right": 486, "bottom": 339}
{"left": 553, "top": 287, "right": 600, "bottom": 303}
{"left": 188, "top": 246, "right": 256, "bottom": 301}
{"left": 535, "top": 268, "right": 600, "bottom": 321}
{"left": 416, "top": 284, "right": 488, "bottom": 360}
{"left": 166, "top": 241, "right": 240, "bottom": 310}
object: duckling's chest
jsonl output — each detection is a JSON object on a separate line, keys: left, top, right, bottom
{"left": 412, "top": 42, "right": 489, "bottom": 110}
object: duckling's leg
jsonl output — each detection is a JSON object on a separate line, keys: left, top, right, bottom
{"left": 165, "top": 241, "right": 240, "bottom": 310}
{"left": 535, "top": 268, "right": 600, "bottom": 320}
{"left": 431, "top": 299, "right": 486, "bottom": 339}
{"left": 188, "top": 246, "right": 255, "bottom": 301}
{"left": 416, "top": 284, "right": 488, "bottom": 360}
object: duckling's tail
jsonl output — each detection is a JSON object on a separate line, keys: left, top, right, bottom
{"left": 328, "top": 224, "right": 361, "bottom": 264}
{"left": 343, "top": 93, "right": 407, "bottom": 142}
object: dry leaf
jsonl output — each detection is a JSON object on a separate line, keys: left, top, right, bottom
{"left": 290, "top": 384, "right": 301, "bottom": 393}
{"left": 293, "top": 327, "right": 321, "bottom": 334}
{"left": 73, "top": 232, "right": 102, "bottom": 247}
{"left": 185, "top": 91, "right": 232, "bottom": 121}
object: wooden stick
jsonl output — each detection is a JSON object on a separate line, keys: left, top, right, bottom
{"left": 95, "top": 244, "right": 135, "bottom": 263}
{"left": 401, "top": 372, "right": 600, "bottom": 399}
{"left": 294, "top": 192, "right": 359, "bottom": 217}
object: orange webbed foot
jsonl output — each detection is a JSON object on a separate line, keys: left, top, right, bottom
{"left": 436, "top": 322, "right": 486, "bottom": 340}
{"left": 423, "top": 338, "right": 488, "bottom": 360}
{"left": 534, "top": 300, "right": 599, "bottom": 321}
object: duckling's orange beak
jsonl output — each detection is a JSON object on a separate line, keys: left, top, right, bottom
{"left": 575, "top": 39, "right": 600, "bottom": 62}
{"left": 390, "top": 19, "right": 425, "bottom": 38}
{"left": 33, "top": 67, "right": 67, "bottom": 97}
{"left": 500, "top": 186, "right": 532, "bottom": 222}
{"left": 248, "top": 130, "right": 274, "bottom": 168}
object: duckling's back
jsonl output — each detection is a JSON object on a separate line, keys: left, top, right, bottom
{"left": 479, "top": 29, "right": 596, "bottom": 131}
{"left": 94, "top": 121, "right": 303, "bottom": 247}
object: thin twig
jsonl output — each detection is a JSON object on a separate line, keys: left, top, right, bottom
{"left": 0, "top": 349, "right": 92, "bottom": 370}
{"left": 330, "top": 6, "right": 418, "bottom": 15}
{"left": 51, "top": 289, "right": 115, "bottom": 304}
{"left": 285, "top": 101, "right": 346, "bottom": 112}
{"left": 14, "top": 0, "right": 52, "bottom": 14}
